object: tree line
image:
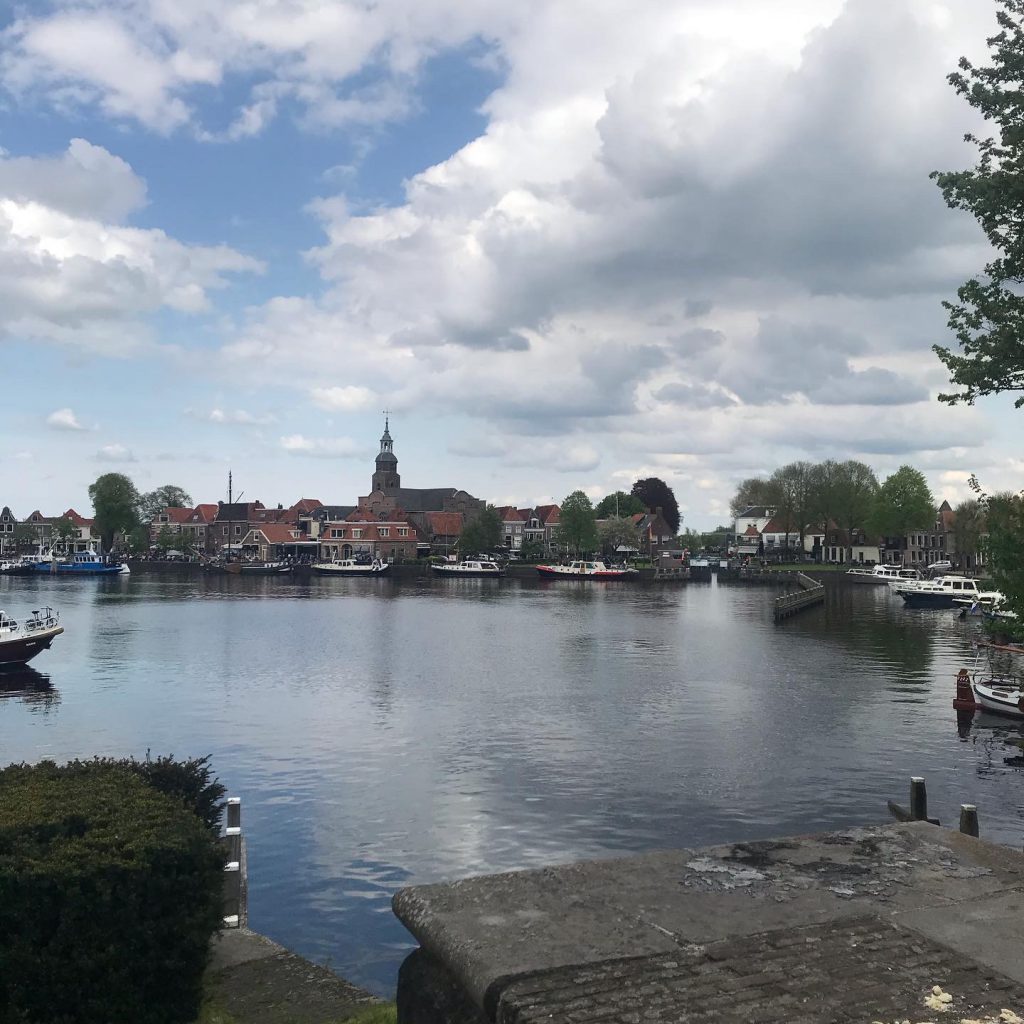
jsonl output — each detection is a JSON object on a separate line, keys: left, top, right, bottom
{"left": 88, "top": 474, "right": 193, "bottom": 552}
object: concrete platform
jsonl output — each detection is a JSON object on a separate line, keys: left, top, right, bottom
{"left": 392, "top": 823, "right": 1024, "bottom": 1023}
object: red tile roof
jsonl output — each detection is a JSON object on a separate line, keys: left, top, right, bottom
{"left": 158, "top": 507, "right": 193, "bottom": 525}
{"left": 743, "top": 524, "right": 760, "bottom": 537}
{"left": 498, "top": 507, "right": 527, "bottom": 522}
{"left": 189, "top": 504, "right": 218, "bottom": 524}
{"left": 425, "top": 511, "right": 464, "bottom": 536}
{"left": 289, "top": 498, "right": 323, "bottom": 514}
{"left": 247, "top": 523, "right": 307, "bottom": 544}
{"left": 761, "top": 517, "right": 795, "bottom": 534}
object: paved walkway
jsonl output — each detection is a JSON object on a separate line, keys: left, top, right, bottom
{"left": 393, "top": 823, "right": 1024, "bottom": 1023}
{"left": 205, "top": 928, "right": 381, "bottom": 1024}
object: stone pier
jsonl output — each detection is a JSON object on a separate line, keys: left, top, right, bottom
{"left": 393, "top": 823, "right": 1024, "bottom": 1023}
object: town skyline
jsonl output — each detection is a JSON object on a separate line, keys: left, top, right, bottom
{"left": 3, "top": 1, "right": 1023, "bottom": 530}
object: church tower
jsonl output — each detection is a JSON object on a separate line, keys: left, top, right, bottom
{"left": 371, "top": 415, "right": 401, "bottom": 494}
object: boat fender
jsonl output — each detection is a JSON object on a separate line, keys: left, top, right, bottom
{"left": 953, "top": 668, "right": 977, "bottom": 711}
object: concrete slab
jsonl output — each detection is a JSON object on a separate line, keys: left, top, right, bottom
{"left": 393, "top": 823, "right": 1024, "bottom": 1022}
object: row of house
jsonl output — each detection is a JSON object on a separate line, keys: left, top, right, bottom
{"left": 733, "top": 501, "right": 982, "bottom": 570}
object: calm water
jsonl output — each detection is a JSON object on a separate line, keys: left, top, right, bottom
{"left": 1, "top": 570, "right": 1021, "bottom": 994}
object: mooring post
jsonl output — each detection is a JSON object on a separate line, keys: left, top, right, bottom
{"left": 910, "top": 777, "right": 928, "bottom": 821}
{"left": 959, "top": 804, "right": 979, "bottom": 838}
{"left": 222, "top": 797, "right": 245, "bottom": 928}
{"left": 227, "top": 796, "right": 241, "bottom": 830}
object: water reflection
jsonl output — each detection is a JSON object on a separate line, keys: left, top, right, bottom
{"left": 0, "top": 571, "right": 1022, "bottom": 995}
{"left": 0, "top": 666, "right": 60, "bottom": 712}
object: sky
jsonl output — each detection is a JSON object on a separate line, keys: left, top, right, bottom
{"left": 0, "top": 0, "right": 1021, "bottom": 530}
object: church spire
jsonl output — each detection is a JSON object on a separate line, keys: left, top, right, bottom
{"left": 372, "top": 410, "right": 400, "bottom": 493}
{"left": 380, "top": 410, "right": 393, "bottom": 453}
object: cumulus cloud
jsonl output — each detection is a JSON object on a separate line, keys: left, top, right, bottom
{"left": 279, "top": 434, "right": 363, "bottom": 458}
{"left": 46, "top": 407, "right": 89, "bottom": 431}
{"left": 96, "top": 443, "right": 135, "bottom": 462}
{"left": 310, "top": 386, "right": 376, "bottom": 412}
{"left": 204, "top": 408, "right": 275, "bottom": 425}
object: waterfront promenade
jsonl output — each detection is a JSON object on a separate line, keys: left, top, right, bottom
{"left": 394, "top": 822, "right": 1024, "bottom": 1023}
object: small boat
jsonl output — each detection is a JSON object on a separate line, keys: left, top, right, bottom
{"left": 845, "top": 565, "right": 921, "bottom": 585}
{"left": 32, "top": 550, "right": 128, "bottom": 576}
{"left": 0, "top": 607, "right": 63, "bottom": 667}
{"left": 536, "top": 560, "right": 637, "bottom": 579}
{"left": 431, "top": 560, "right": 505, "bottom": 578}
{"left": 897, "top": 575, "right": 981, "bottom": 608}
{"left": 313, "top": 558, "right": 388, "bottom": 576}
{"left": 223, "top": 561, "right": 291, "bottom": 575}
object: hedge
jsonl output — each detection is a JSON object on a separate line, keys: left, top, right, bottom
{"left": 0, "top": 761, "right": 225, "bottom": 1024}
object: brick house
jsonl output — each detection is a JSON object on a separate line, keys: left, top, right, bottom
{"left": 632, "top": 510, "right": 676, "bottom": 557}
{"left": 318, "top": 509, "right": 421, "bottom": 562}
{"left": 424, "top": 511, "right": 463, "bottom": 557}
{"left": 239, "top": 523, "right": 319, "bottom": 561}
{"left": 213, "top": 501, "right": 266, "bottom": 553}
{"left": 496, "top": 507, "right": 527, "bottom": 554}
{"left": 180, "top": 504, "right": 219, "bottom": 555}
{"left": 0, "top": 506, "right": 17, "bottom": 553}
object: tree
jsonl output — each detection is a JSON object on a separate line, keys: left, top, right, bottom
{"left": 768, "top": 462, "right": 817, "bottom": 554}
{"left": 5, "top": 523, "right": 33, "bottom": 554}
{"left": 556, "top": 491, "right": 598, "bottom": 555}
{"left": 139, "top": 485, "right": 193, "bottom": 522}
{"left": 832, "top": 460, "right": 879, "bottom": 563}
{"left": 971, "top": 480, "right": 1024, "bottom": 627}
{"left": 631, "top": 478, "right": 680, "bottom": 533}
{"left": 868, "top": 466, "right": 935, "bottom": 554}
{"left": 457, "top": 505, "right": 503, "bottom": 556}
{"left": 88, "top": 473, "right": 141, "bottom": 552}
{"left": 51, "top": 516, "right": 78, "bottom": 552}
{"left": 594, "top": 491, "right": 646, "bottom": 519}
{"left": 952, "top": 498, "right": 985, "bottom": 570}
{"left": 519, "top": 538, "right": 544, "bottom": 562}
{"left": 729, "top": 477, "right": 779, "bottom": 520}
{"left": 598, "top": 517, "right": 640, "bottom": 560}
{"left": 932, "top": 2, "right": 1024, "bottom": 407}
{"left": 155, "top": 525, "right": 178, "bottom": 553}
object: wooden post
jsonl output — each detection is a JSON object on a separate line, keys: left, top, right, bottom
{"left": 910, "top": 777, "right": 928, "bottom": 821}
{"left": 227, "top": 796, "right": 241, "bottom": 830}
{"left": 224, "top": 826, "right": 241, "bottom": 864}
{"left": 959, "top": 804, "right": 979, "bottom": 838}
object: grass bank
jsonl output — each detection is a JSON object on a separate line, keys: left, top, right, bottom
{"left": 198, "top": 998, "right": 396, "bottom": 1024}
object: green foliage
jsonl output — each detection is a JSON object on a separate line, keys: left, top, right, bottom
{"left": 457, "top": 505, "right": 503, "bottom": 556}
{"left": 88, "top": 473, "right": 141, "bottom": 553}
{"left": 952, "top": 498, "right": 985, "bottom": 567}
{"left": 140, "top": 486, "right": 193, "bottom": 522}
{"left": 972, "top": 479, "right": 1024, "bottom": 622}
{"left": 869, "top": 466, "right": 935, "bottom": 542}
{"left": 51, "top": 517, "right": 78, "bottom": 544}
{"left": 594, "top": 491, "right": 645, "bottom": 519}
{"left": 630, "top": 478, "right": 680, "bottom": 533}
{"left": 768, "top": 462, "right": 818, "bottom": 545}
{"left": 518, "top": 538, "right": 545, "bottom": 561}
{"left": 597, "top": 516, "right": 640, "bottom": 558}
{"left": 831, "top": 460, "right": 879, "bottom": 556}
{"left": 156, "top": 525, "right": 178, "bottom": 551}
{"left": 0, "top": 760, "right": 224, "bottom": 1024}
{"left": 729, "top": 477, "right": 779, "bottom": 519}
{"left": 932, "top": 1, "right": 1024, "bottom": 406}
{"left": 556, "top": 490, "right": 598, "bottom": 555}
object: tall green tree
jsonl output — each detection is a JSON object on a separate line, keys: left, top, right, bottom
{"left": 631, "top": 477, "right": 680, "bottom": 533}
{"left": 832, "top": 460, "right": 880, "bottom": 563}
{"left": 88, "top": 473, "right": 141, "bottom": 552}
{"left": 556, "top": 490, "right": 599, "bottom": 555}
{"left": 932, "top": 1, "right": 1024, "bottom": 406}
{"left": 729, "top": 477, "right": 779, "bottom": 519}
{"left": 769, "top": 462, "right": 817, "bottom": 553}
{"left": 971, "top": 480, "right": 1024, "bottom": 627}
{"left": 868, "top": 466, "right": 935, "bottom": 554}
{"left": 598, "top": 516, "right": 640, "bottom": 559}
{"left": 139, "top": 485, "right": 193, "bottom": 521}
{"left": 952, "top": 498, "right": 985, "bottom": 570}
{"left": 594, "top": 491, "right": 645, "bottom": 519}
{"left": 458, "top": 505, "right": 504, "bottom": 556}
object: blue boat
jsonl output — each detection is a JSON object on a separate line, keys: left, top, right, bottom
{"left": 33, "top": 551, "right": 129, "bottom": 576}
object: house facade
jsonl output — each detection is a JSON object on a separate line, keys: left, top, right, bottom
{"left": 318, "top": 509, "right": 421, "bottom": 562}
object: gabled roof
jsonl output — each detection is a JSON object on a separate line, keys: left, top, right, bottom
{"left": 188, "top": 504, "right": 218, "bottom": 524}
{"left": 289, "top": 498, "right": 323, "bottom": 515}
{"left": 244, "top": 523, "right": 308, "bottom": 544}
{"left": 63, "top": 508, "right": 93, "bottom": 526}
{"left": 761, "top": 517, "right": 797, "bottom": 534}
{"left": 390, "top": 487, "right": 462, "bottom": 513}
{"left": 534, "top": 504, "right": 560, "bottom": 525}
{"left": 736, "top": 506, "right": 775, "bottom": 519}
{"left": 155, "top": 507, "right": 193, "bottom": 525}
{"left": 425, "top": 511, "right": 464, "bottom": 536}
{"left": 743, "top": 524, "right": 760, "bottom": 537}
{"left": 0, "top": 506, "right": 15, "bottom": 520}
{"left": 320, "top": 505, "right": 356, "bottom": 520}
{"left": 214, "top": 501, "right": 264, "bottom": 523}
{"left": 497, "top": 506, "right": 526, "bottom": 522}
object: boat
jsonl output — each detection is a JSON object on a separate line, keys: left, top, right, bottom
{"left": 32, "top": 550, "right": 128, "bottom": 576}
{"left": 845, "top": 564, "right": 921, "bottom": 585}
{"left": 536, "top": 560, "right": 638, "bottom": 579}
{"left": 0, "top": 607, "right": 63, "bottom": 667}
{"left": 313, "top": 558, "right": 388, "bottom": 576}
{"left": 431, "top": 559, "right": 505, "bottom": 578}
{"left": 223, "top": 561, "right": 291, "bottom": 575}
{"left": 895, "top": 575, "right": 981, "bottom": 608}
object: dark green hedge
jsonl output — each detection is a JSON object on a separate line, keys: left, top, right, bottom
{"left": 0, "top": 760, "right": 225, "bottom": 1024}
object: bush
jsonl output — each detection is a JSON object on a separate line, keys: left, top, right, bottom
{"left": 0, "top": 761, "right": 225, "bottom": 1024}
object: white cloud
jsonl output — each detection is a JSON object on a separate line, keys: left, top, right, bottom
{"left": 205, "top": 408, "right": 276, "bottom": 425}
{"left": 96, "top": 443, "right": 136, "bottom": 462}
{"left": 310, "top": 386, "right": 376, "bottom": 412}
{"left": 46, "top": 407, "right": 89, "bottom": 431}
{"left": 279, "top": 434, "right": 362, "bottom": 458}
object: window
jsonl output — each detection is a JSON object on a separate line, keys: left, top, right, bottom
{"left": 398, "top": 527, "right": 408, "bottom": 537}
{"left": 379, "top": 528, "right": 389, "bottom": 537}
{"left": 331, "top": 528, "right": 344, "bottom": 538}
{"left": 353, "top": 529, "right": 362, "bottom": 539}
{"left": 234, "top": 526, "right": 242, "bottom": 536}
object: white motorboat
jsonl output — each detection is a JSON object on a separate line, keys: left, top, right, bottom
{"left": 894, "top": 575, "right": 981, "bottom": 608}
{"left": 971, "top": 677, "right": 1024, "bottom": 717}
{"left": 845, "top": 564, "right": 921, "bottom": 585}
{"left": 313, "top": 558, "right": 388, "bottom": 576}
{"left": 0, "top": 607, "right": 64, "bottom": 667}
{"left": 536, "top": 560, "right": 637, "bottom": 579}
{"left": 431, "top": 560, "right": 505, "bottom": 578}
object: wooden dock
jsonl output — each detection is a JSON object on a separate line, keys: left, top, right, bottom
{"left": 773, "top": 571, "right": 825, "bottom": 620}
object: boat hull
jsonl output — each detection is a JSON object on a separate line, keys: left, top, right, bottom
{"left": 900, "top": 592, "right": 959, "bottom": 608}
{"left": 536, "top": 566, "right": 635, "bottom": 580}
{"left": 0, "top": 626, "right": 64, "bottom": 666}
{"left": 431, "top": 567, "right": 504, "bottom": 578}
{"left": 32, "top": 564, "right": 125, "bottom": 576}
{"left": 972, "top": 682, "right": 1024, "bottom": 719}
{"left": 314, "top": 565, "right": 388, "bottom": 576}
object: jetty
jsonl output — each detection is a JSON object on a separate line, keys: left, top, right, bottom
{"left": 393, "top": 822, "right": 1024, "bottom": 1023}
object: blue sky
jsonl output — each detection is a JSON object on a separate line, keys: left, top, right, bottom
{"left": 0, "top": 0, "right": 1020, "bottom": 527}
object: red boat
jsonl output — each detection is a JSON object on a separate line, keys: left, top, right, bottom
{"left": 0, "top": 607, "right": 64, "bottom": 667}
{"left": 536, "top": 560, "right": 637, "bottom": 580}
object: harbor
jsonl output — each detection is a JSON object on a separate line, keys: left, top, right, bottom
{"left": 2, "top": 570, "right": 1022, "bottom": 998}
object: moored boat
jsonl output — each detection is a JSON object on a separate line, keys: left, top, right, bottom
{"left": 845, "top": 564, "right": 921, "bottom": 585}
{"left": 223, "top": 561, "right": 291, "bottom": 575}
{"left": 0, "top": 607, "right": 63, "bottom": 667}
{"left": 897, "top": 575, "right": 981, "bottom": 608}
{"left": 32, "top": 550, "right": 128, "bottom": 576}
{"left": 536, "top": 560, "right": 637, "bottom": 579}
{"left": 313, "top": 558, "right": 388, "bottom": 575}
{"left": 431, "top": 559, "right": 505, "bottom": 578}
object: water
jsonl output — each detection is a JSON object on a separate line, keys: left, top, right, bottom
{"left": 1, "top": 570, "right": 1021, "bottom": 994}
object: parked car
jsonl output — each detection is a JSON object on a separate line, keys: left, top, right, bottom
{"left": 928, "top": 560, "right": 953, "bottom": 572}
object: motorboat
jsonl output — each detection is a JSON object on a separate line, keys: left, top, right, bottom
{"left": 894, "top": 575, "right": 981, "bottom": 608}
{"left": 0, "top": 607, "right": 63, "bottom": 667}
{"left": 536, "top": 560, "right": 637, "bottom": 579}
{"left": 32, "top": 550, "right": 128, "bottom": 576}
{"left": 223, "top": 561, "right": 291, "bottom": 575}
{"left": 845, "top": 564, "right": 921, "bottom": 585}
{"left": 431, "top": 559, "right": 505, "bottom": 578}
{"left": 313, "top": 558, "right": 388, "bottom": 576}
